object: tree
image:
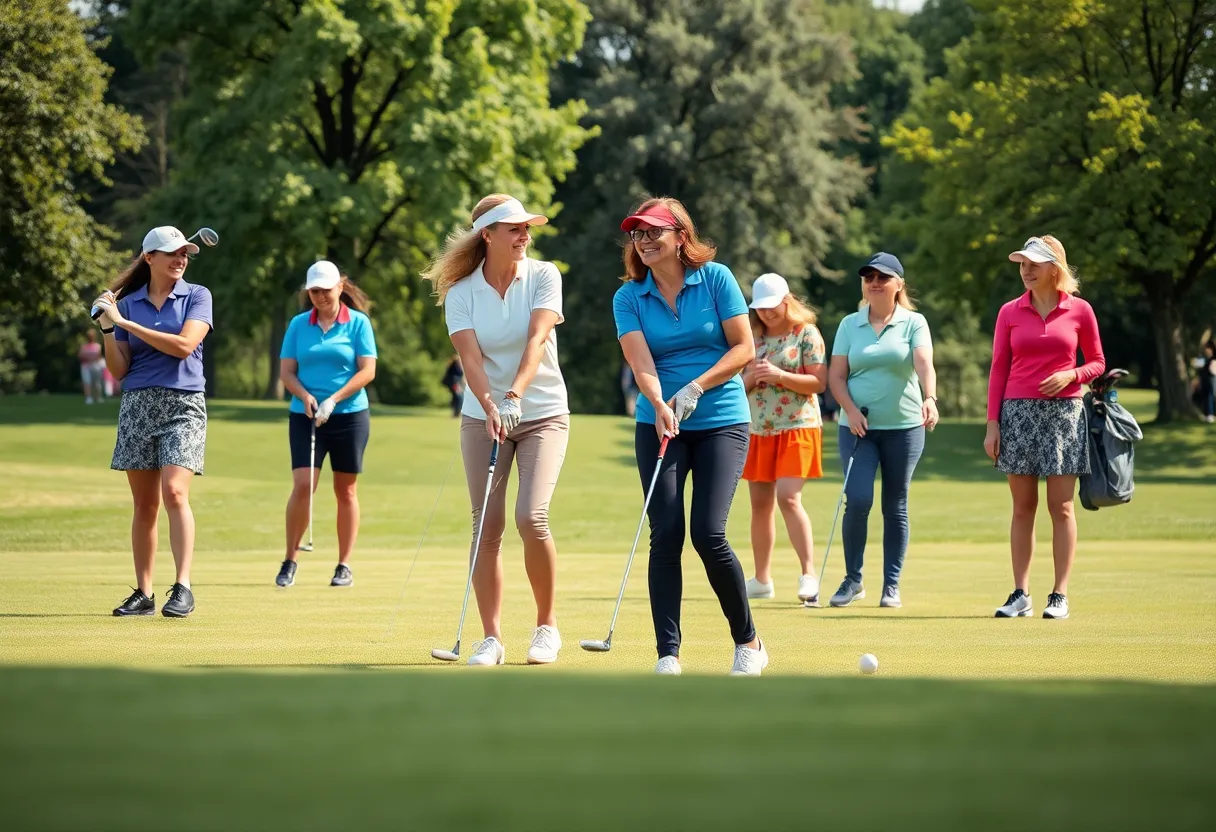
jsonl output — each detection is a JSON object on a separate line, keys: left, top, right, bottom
{"left": 887, "top": 0, "right": 1216, "bottom": 422}
{"left": 551, "top": 0, "right": 868, "bottom": 412}
{"left": 122, "top": 0, "right": 592, "bottom": 401}
{"left": 0, "top": 0, "right": 144, "bottom": 322}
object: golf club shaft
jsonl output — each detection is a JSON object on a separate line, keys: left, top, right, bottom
{"left": 817, "top": 407, "right": 867, "bottom": 585}
{"left": 602, "top": 434, "right": 670, "bottom": 641}
{"left": 451, "top": 440, "right": 500, "bottom": 651}
{"left": 307, "top": 424, "right": 315, "bottom": 547}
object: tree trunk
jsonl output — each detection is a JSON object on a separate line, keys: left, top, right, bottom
{"left": 1146, "top": 284, "right": 1197, "bottom": 423}
{"left": 263, "top": 307, "right": 286, "bottom": 400}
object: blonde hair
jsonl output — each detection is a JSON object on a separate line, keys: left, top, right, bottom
{"left": 422, "top": 194, "right": 514, "bottom": 304}
{"left": 622, "top": 196, "right": 717, "bottom": 281}
{"left": 1040, "top": 234, "right": 1080, "bottom": 295}
{"left": 750, "top": 294, "right": 819, "bottom": 336}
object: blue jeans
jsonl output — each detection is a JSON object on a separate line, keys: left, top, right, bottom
{"left": 837, "top": 425, "right": 925, "bottom": 587}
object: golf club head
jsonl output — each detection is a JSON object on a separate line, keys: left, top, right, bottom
{"left": 431, "top": 648, "right": 460, "bottom": 662}
{"left": 189, "top": 227, "right": 220, "bottom": 247}
{"left": 579, "top": 639, "right": 611, "bottom": 652}
{"left": 297, "top": 543, "right": 313, "bottom": 552}
{"left": 801, "top": 597, "right": 822, "bottom": 608}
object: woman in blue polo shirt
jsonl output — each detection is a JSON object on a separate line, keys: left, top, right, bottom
{"left": 275, "top": 261, "right": 378, "bottom": 589}
{"left": 90, "top": 226, "right": 214, "bottom": 619}
{"left": 612, "top": 196, "right": 767, "bottom": 676}
{"left": 826, "top": 252, "right": 938, "bottom": 610}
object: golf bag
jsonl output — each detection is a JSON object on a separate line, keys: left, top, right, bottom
{"left": 1078, "top": 369, "right": 1142, "bottom": 511}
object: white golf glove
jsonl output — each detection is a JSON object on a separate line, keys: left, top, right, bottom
{"left": 92, "top": 293, "right": 116, "bottom": 328}
{"left": 314, "top": 397, "right": 336, "bottom": 426}
{"left": 670, "top": 381, "right": 703, "bottom": 424}
{"left": 499, "top": 395, "right": 522, "bottom": 434}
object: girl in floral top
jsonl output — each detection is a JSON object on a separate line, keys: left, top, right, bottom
{"left": 741, "top": 273, "right": 828, "bottom": 605}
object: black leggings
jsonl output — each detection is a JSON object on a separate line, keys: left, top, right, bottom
{"left": 635, "top": 422, "right": 755, "bottom": 659}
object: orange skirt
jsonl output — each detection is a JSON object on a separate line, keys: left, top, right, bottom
{"left": 742, "top": 427, "right": 824, "bottom": 483}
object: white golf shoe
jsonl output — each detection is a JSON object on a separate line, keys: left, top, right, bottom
{"left": 467, "top": 636, "right": 505, "bottom": 666}
{"left": 1042, "top": 592, "right": 1069, "bottom": 620}
{"left": 730, "top": 640, "right": 769, "bottom": 676}
{"left": 655, "top": 656, "right": 682, "bottom": 675}
{"left": 526, "top": 625, "right": 562, "bottom": 664}
{"left": 797, "top": 574, "right": 820, "bottom": 604}
{"left": 994, "top": 589, "right": 1033, "bottom": 618}
{"left": 746, "top": 577, "right": 775, "bottom": 599}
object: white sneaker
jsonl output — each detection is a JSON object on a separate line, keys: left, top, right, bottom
{"left": 994, "top": 589, "right": 1033, "bottom": 618}
{"left": 730, "top": 640, "right": 769, "bottom": 676}
{"left": 655, "top": 656, "right": 682, "bottom": 675}
{"left": 746, "top": 577, "right": 774, "bottom": 599}
{"left": 526, "top": 625, "right": 562, "bottom": 664}
{"left": 467, "top": 636, "right": 505, "bottom": 666}
{"left": 797, "top": 574, "right": 820, "bottom": 604}
{"left": 1043, "top": 592, "right": 1069, "bottom": 620}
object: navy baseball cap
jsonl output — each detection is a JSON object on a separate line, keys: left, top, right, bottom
{"left": 859, "top": 252, "right": 904, "bottom": 279}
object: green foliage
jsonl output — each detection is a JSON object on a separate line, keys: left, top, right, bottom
{"left": 121, "top": 0, "right": 593, "bottom": 395}
{"left": 0, "top": 0, "right": 145, "bottom": 321}
{"left": 886, "top": 0, "right": 1216, "bottom": 422}
{"left": 551, "top": 0, "right": 869, "bottom": 412}
{"left": 0, "top": 318, "right": 35, "bottom": 394}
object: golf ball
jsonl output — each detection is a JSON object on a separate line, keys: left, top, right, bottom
{"left": 859, "top": 653, "right": 879, "bottom": 674}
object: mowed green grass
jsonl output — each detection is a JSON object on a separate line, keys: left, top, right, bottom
{"left": 0, "top": 390, "right": 1213, "bottom": 830}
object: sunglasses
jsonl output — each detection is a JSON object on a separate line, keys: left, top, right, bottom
{"left": 862, "top": 271, "right": 896, "bottom": 283}
{"left": 628, "top": 226, "right": 677, "bottom": 242}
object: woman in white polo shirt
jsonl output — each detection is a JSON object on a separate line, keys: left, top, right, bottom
{"left": 422, "top": 193, "right": 570, "bottom": 667}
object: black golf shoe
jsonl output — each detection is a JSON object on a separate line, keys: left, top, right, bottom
{"left": 161, "top": 583, "right": 195, "bottom": 618}
{"left": 113, "top": 588, "right": 155, "bottom": 617}
{"left": 276, "top": 560, "right": 297, "bottom": 588}
{"left": 330, "top": 564, "right": 353, "bottom": 587}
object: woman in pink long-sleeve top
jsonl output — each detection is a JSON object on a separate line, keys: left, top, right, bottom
{"left": 984, "top": 235, "right": 1104, "bottom": 621}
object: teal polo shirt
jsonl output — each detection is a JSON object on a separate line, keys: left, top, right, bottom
{"left": 612, "top": 261, "right": 750, "bottom": 431}
{"left": 280, "top": 305, "right": 378, "bottom": 415}
{"left": 831, "top": 305, "right": 932, "bottom": 430}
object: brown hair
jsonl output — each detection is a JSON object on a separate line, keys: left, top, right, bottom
{"left": 109, "top": 254, "right": 153, "bottom": 301}
{"left": 621, "top": 196, "right": 716, "bottom": 282}
{"left": 1039, "top": 234, "right": 1080, "bottom": 295}
{"left": 750, "top": 294, "right": 819, "bottom": 336}
{"left": 421, "top": 194, "right": 514, "bottom": 304}
{"left": 299, "top": 273, "right": 372, "bottom": 314}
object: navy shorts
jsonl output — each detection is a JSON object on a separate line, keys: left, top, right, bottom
{"left": 289, "top": 410, "right": 370, "bottom": 474}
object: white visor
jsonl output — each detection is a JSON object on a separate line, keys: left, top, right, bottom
{"left": 1009, "top": 237, "right": 1058, "bottom": 264}
{"left": 471, "top": 198, "right": 548, "bottom": 233}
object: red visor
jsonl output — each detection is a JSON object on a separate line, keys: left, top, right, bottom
{"left": 620, "top": 206, "right": 679, "bottom": 232}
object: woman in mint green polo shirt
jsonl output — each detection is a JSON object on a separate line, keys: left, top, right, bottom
{"left": 612, "top": 196, "right": 768, "bottom": 676}
{"left": 826, "top": 253, "right": 938, "bottom": 609}
{"left": 275, "top": 261, "right": 378, "bottom": 590}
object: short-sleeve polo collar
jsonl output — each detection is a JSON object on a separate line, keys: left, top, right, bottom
{"left": 1015, "top": 290, "right": 1072, "bottom": 311}
{"left": 129, "top": 280, "right": 190, "bottom": 304}
{"left": 309, "top": 304, "right": 352, "bottom": 325}
{"left": 856, "top": 304, "right": 913, "bottom": 327}
{"left": 638, "top": 266, "right": 703, "bottom": 296}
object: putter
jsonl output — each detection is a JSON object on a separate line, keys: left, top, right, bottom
{"left": 581, "top": 433, "right": 671, "bottom": 653}
{"left": 807, "top": 406, "right": 868, "bottom": 608}
{"left": 90, "top": 227, "right": 219, "bottom": 321}
{"left": 432, "top": 439, "right": 500, "bottom": 662}
{"left": 298, "top": 423, "right": 315, "bottom": 552}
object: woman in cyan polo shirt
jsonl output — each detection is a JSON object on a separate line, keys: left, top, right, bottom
{"left": 90, "top": 226, "right": 214, "bottom": 619}
{"left": 612, "top": 196, "right": 767, "bottom": 676}
{"left": 275, "top": 261, "right": 378, "bottom": 589}
{"left": 827, "top": 252, "right": 938, "bottom": 610}
{"left": 422, "top": 194, "right": 570, "bottom": 667}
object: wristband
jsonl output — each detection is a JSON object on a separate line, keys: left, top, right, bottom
{"left": 101, "top": 327, "right": 114, "bottom": 335}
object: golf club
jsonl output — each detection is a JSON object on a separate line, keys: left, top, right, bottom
{"left": 89, "top": 227, "right": 220, "bottom": 321}
{"left": 807, "top": 406, "right": 868, "bottom": 608}
{"left": 580, "top": 433, "right": 671, "bottom": 653}
{"left": 298, "top": 423, "right": 315, "bottom": 552}
{"left": 431, "top": 439, "right": 500, "bottom": 663}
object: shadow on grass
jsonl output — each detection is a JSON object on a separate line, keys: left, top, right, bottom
{"left": 0, "top": 666, "right": 1211, "bottom": 831}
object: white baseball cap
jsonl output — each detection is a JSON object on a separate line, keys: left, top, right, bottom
{"left": 749, "top": 273, "right": 790, "bottom": 309}
{"left": 305, "top": 260, "right": 342, "bottom": 290}
{"left": 1009, "top": 237, "right": 1059, "bottom": 264}
{"left": 471, "top": 197, "right": 549, "bottom": 233}
{"left": 142, "top": 226, "right": 199, "bottom": 256}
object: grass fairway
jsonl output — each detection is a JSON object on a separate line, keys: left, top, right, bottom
{"left": 1, "top": 391, "right": 1213, "bottom": 830}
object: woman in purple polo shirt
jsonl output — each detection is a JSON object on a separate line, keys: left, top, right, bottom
{"left": 91, "top": 226, "right": 214, "bottom": 619}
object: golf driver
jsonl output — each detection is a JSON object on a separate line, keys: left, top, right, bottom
{"left": 89, "top": 227, "right": 220, "bottom": 321}
{"left": 432, "top": 439, "right": 500, "bottom": 662}
{"left": 807, "top": 406, "right": 868, "bottom": 608}
{"left": 298, "top": 423, "right": 315, "bottom": 552}
{"left": 580, "top": 433, "right": 671, "bottom": 653}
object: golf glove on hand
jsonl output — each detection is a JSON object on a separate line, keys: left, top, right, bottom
{"left": 499, "top": 396, "right": 522, "bottom": 434}
{"left": 671, "top": 382, "right": 703, "bottom": 424}
{"left": 314, "top": 397, "right": 336, "bottom": 426}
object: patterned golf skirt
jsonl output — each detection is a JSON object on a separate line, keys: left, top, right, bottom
{"left": 996, "top": 397, "right": 1088, "bottom": 477}
{"left": 111, "top": 387, "right": 208, "bottom": 474}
